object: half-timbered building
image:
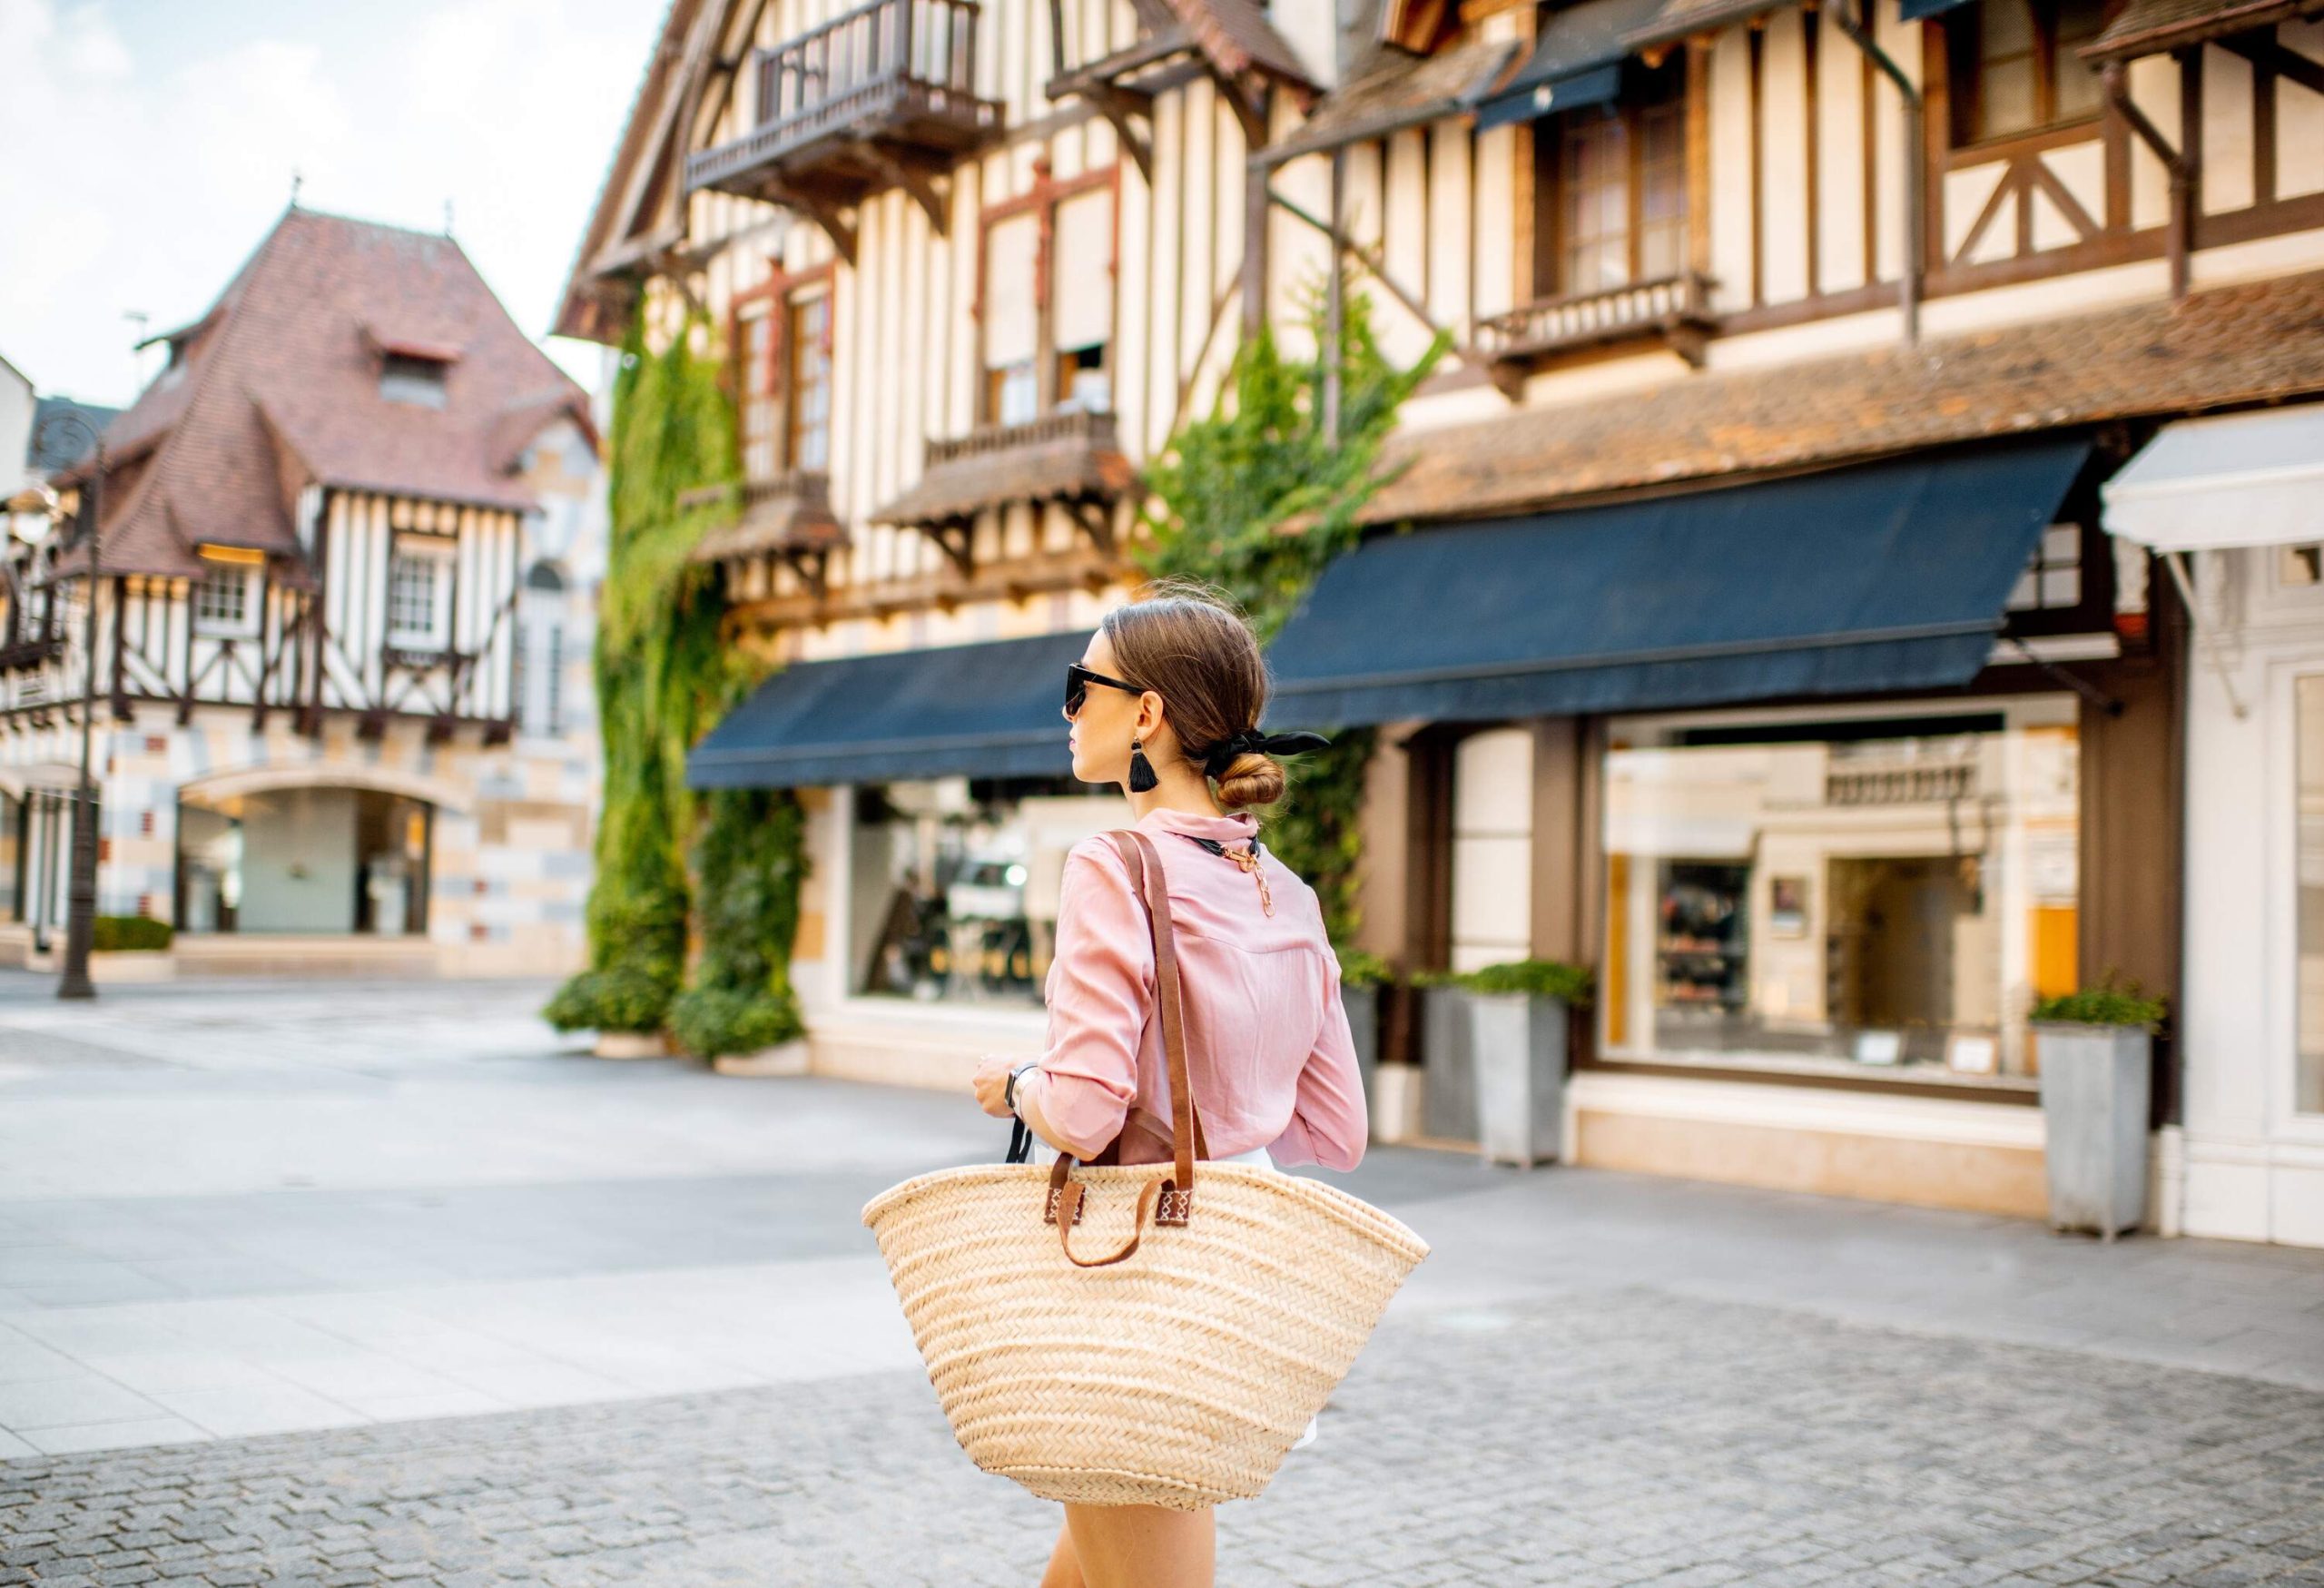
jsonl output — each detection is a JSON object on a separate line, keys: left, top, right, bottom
{"left": 2, "top": 206, "right": 604, "bottom": 976}
{"left": 561, "top": 0, "right": 2324, "bottom": 1242}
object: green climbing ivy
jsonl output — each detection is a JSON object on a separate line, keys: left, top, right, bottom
{"left": 547, "top": 313, "right": 759, "bottom": 1038}
{"left": 1137, "top": 283, "right": 1445, "bottom": 949}
{"left": 668, "top": 786, "right": 809, "bottom": 1057}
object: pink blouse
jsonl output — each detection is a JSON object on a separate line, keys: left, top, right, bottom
{"left": 1012, "top": 804, "right": 1368, "bottom": 1171}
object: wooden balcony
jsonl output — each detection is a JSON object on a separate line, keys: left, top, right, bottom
{"left": 684, "top": 472, "right": 847, "bottom": 564}
{"left": 1477, "top": 271, "right": 1720, "bottom": 380}
{"left": 685, "top": 0, "right": 1000, "bottom": 252}
{"left": 0, "top": 636, "right": 64, "bottom": 674}
{"left": 876, "top": 408, "right": 1134, "bottom": 574}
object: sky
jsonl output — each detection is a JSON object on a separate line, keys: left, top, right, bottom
{"left": 0, "top": 0, "right": 660, "bottom": 409}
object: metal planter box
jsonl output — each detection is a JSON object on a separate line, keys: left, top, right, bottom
{"left": 2034, "top": 1021, "right": 2152, "bottom": 1239}
{"left": 1468, "top": 991, "right": 1567, "bottom": 1167}
{"left": 1341, "top": 981, "right": 1383, "bottom": 1130}
{"left": 1419, "top": 984, "right": 1477, "bottom": 1143}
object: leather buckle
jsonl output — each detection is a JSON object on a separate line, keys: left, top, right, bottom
{"left": 1156, "top": 1181, "right": 1193, "bottom": 1227}
{"left": 1043, "top": 1185, "right": 1085, "bottom": 1226}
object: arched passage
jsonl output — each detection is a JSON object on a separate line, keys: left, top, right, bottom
{"left": 176, "top": 771, "right": 443, "bottom": 936}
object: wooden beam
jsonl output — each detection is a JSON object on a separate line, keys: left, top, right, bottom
{"left": 856, "top": 144, "right": 951, "bottom": 236}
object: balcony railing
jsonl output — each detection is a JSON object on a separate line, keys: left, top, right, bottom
{"left": 924, "top": 407, "right": 1119, "bottom": 469}
{"left": 1477, "top": 271, "right": 1718, "bottom": 369}
{"left": 686, "top": 0, "right": 1000, "bottom": 200}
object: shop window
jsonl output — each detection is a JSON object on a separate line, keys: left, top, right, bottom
{"left": 2298, "top": 676, "right": 2324, "bottom": 1115}
{"left": 1533, "top": 60, "right": 1687, "bottom": 300}
{"left": 175, "top": 786, "right": 431, "bottom": 935}
{"left": 1946, "top": 0, "right": 2107, "bottom": 148}
{"left": 853, "top": 777, "right": 1125, "bottom": 1006}
{"left": 1601, "top": 704, "right": 2080, "bottom": 1081}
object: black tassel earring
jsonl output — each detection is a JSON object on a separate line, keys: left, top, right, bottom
{"left": 1128, "top": 736, "right": 1158, "bottom": 793}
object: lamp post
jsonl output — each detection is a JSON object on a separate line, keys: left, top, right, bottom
{"left": 28, "top": 409, "right": 105, "bottom": 1001}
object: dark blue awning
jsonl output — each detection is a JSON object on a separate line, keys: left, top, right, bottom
{"left": 1264, "top": 438, "right": 2093, "bottom": 729}
{"left": 1474, "top": 63, "right": 1622, "bottom": 132}
{"left": 1898, "top": 0, "right": 1973, "bottom": 19}
{"left": 688, "top": 628, "right": 1090, "bottom": 788}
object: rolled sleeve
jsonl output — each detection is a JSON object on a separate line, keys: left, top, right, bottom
{"left": 1268, "top": 950, "right": 1369, "bottom": 1171}
{"left": 1028, "top": 840, "right": 1152, "bottom": 1160}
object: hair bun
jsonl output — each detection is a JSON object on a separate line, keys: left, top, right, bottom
{"left": 1214, "top": 751, "right": 1285, "bottom": 810}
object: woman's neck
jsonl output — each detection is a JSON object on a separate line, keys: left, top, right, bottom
{"left": 1128, "top": 764, "right": 1224, "bottom": 822}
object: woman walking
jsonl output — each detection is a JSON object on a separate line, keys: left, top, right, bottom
{"left": 970, "top": 584, "right": 1370, "bottom": 1588}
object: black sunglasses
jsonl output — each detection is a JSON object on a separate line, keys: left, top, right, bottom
{"left": 1065, "top": 662, "right": 1144, "bottom": 718}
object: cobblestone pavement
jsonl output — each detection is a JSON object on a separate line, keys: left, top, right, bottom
{"left": 5, "top": 1285, "right": 2323, "bottom": 1587}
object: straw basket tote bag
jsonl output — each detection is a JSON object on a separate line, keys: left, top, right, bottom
{"left": 861, "top": 827, "right": 1429, "bottom": 1511}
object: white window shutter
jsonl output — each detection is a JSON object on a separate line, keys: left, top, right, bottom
{"left": 982, "top": 213, "right": 1041, "bottom": 369}
{"left": 1050, "top": 189, "right": 1115, "bottom": 353}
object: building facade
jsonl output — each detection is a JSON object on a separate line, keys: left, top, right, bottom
{"left": 3, "top": 208, "right": 605, "bottom": 978}
{"left": 560, "top": 0, "right": 2324, "bottom": 1239}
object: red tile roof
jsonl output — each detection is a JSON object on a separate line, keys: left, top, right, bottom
{"left": 70, "top": 207, "right": 593, "bottom": 578}
{"left": 1364, "top": 269, "right": 2324, "bottom": 524}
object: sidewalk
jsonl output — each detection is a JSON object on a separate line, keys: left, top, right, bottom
{"left": 2, "top": 978, "right": 2320, "bottom": 1584}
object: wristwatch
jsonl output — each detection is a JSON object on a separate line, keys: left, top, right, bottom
{"left": 1004, "top": 1061, "right": 1039, "bottom": 1112}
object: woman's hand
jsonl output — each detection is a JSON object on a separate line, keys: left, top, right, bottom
{"left": 972, "top": 1055, "right": 1023, "bottom": 1119}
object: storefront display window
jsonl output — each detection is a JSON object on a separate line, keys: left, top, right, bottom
{"left": 852, "top": 777, "right": 1125, "bottom": 1006}
{"left": 1602, "top": 700, "right": 2080, "bottom": 1080}
{"left": 2297, "top": 676, "right": 2324, "bottom": 1115}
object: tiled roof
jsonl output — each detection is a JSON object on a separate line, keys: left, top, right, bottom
{"left": 1365, "top": 269, "right": 2324, "bottom": 524}
{"left": 2083, "top": 0, "right": 2322, "bottom": 60}
{"left": 72, "top": 207, "right": 593, "bottom": 577}
{"left": 1170, "top": 0, "right": 1318, "bottom": 90}
{"left": 1262, "top": 35, "right": 1520, "bottom": 164}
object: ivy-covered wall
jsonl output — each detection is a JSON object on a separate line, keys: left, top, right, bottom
{"left": 546, "top": 317, "right": 806, "bottom": 1052}
{"left": 1138, "top": 286, "right": 1444, "bottom": 952}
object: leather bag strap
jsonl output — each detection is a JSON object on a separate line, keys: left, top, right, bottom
{"left": 1044, "top": 827, "right": 1211, "bottom": 1267}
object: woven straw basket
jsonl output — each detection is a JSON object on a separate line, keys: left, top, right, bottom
{"left": 862, "top": 828, "right": 1429, "bottom": 1510}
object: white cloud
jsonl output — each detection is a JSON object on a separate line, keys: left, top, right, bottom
{"left": 0, "top": 0, "right": 648, "bottom": 406}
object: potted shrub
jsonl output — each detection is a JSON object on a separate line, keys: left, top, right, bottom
{"left": 2030, "top": 977, "right": 2166, "bottom": 1240}
{"left": 1462, "top": 959, "right": 1591, "bottom": 1168}
{"left": 544, "top": 966, "right": 675, "bottom": 1059}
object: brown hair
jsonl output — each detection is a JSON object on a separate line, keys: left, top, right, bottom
{"left": 1099, "top": 580, "right": 1285, "bottom": 809}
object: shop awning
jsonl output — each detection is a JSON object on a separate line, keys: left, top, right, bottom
{"left": 2101, "top": 405, "right": 2324, "bottom": 552}
{"left": 687, "top": 629, "right": 1090, "bottom": 788}
{"left": 1896, "top": 0, "right": 1973, "bottom": 21}
{"left": 1472, "top": 0, "right": 1786, "bottom": 130}
{"left": 1264, "top": 437, "right": 2093, "bottom": 728}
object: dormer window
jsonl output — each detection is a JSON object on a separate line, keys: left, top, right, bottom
{"left": 191, "top": 547, "right": 264, "bottom": 638}
{"left": 380, "top": 353, "right": 448, "bottom": 409}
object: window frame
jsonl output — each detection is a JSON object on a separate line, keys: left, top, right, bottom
{"left": 1943, "top": 0, "right": 2111, "bottom": 153}
{"left": 1531, "top": 58, "right": 1690, "bottom": 302}
{"left": 730, "top": 261, "right": 838, "bottom": 482}
{"left": 975, "top": 163, "right": 1120, "bottom": 427}
{"left": 385, "top": 533, "right": 457, "bottom": 651}
{"left": 190, "top": 557, "right": 264, "bottom": 639}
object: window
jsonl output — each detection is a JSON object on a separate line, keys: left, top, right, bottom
{"left": 980, "top": 175, "right": 1116, "bottom": 425}
{"left": 2007, "top": 523, "right": 2083, "bottom": 613}
{"left": 1535, "top": 60, "right": 1687, "bottom": 299}
{"left": 2282, "top": 545, "right": 2322, "bottom": 588}
{"left": 855, "top": 778, "right": 1123, "bottom": 1006}
{"left": 192, "top": 562, "right": 261, "bottom": 636}
{"left": 1601, "top": 703, "right": 2081, "bottom": 1082}
{"left": 387, "top": 537, "right": 454, "bottom": 646}
{"left": 735, "top": 274, "right": 833, "bottom": 480}
{"left": 786, "top": 289, "right": 832, "bottom": 471}
{"left": 379, "top": 353, "right": 449, "bottom": 409}
{"left": 1949, "top": 0, "right": 2107, "bottom": 146}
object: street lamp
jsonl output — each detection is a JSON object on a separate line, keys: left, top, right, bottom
{"left": 26, "top": 409, "right": 105, "bottom": 1001}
